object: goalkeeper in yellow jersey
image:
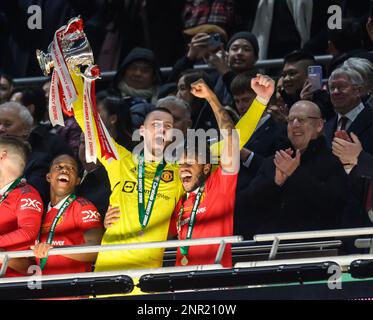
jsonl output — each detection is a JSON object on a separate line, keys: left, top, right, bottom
{"left": 69, "top": 71, "right": 273, "bottom": 273}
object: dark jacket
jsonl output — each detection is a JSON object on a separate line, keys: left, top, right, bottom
{"left": 325, "top": 106, "right": 373, "bottom": 228}
{"left": 236, "top": 116, "right": 286, "bottom": 192}
{"left": 281, "top": 89, "right": 335, "bottom": 121}
{"left": 324, "top": 105, "right": 373, "bottom": 153}
{"left": 241, "top": 136, "right": 348, "bottom": 234}
{"left": 76, "top": 166, "right": 111, "bottom": 219}
{"left": 234, "top": 116, "right": 286, "bottom": 239}
{"left": 28, "top": 125, "right": 74, "bottom": 159}
{"left": 25, "top": 151, "right": 52, "bottom": 204}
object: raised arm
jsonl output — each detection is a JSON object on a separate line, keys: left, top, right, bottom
{"left": 236, "top": 74, "right": 275, "bottom": 148}
{"left": 191, "top": 80, "right": 239, "bottom": 173}
{"left": 69, "top": 70, "right": 127, "bottom": 184}
{"left": 210, "top": 74, "right": 275, "bottom": 157}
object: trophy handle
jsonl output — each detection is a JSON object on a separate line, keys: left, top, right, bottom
{"left": 36, "top": 49, "right": 53, "bottom": 76}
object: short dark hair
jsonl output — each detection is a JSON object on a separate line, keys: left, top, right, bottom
{"left": 180, "top": 70, "right": 214, "bottom": 89}
{"left": 178, "top": 70, "right": 214, "bottom": 109}
{"left": 50, "top": 154, "right": 81, "bottom": 176}
{"left": 99, "top": 94, "right": 134, "bottom": 147}
{"left": 0, "top": 135, "right": 31, "bottom": 166}
{"left": 14, "top": 87, "right": 46, "bottom": 123}
{"left": 328, "top": 18, "right": 363, "bottom": 53}
{"left": 283, "top": 50, "right": 316, "bottom": 65}
{"left": 144, "top": 107, "right": 173, "bottom": 122}
{"left": 0, "top": 73, "right": 13, "bottom": 87}
{"left": 230, "top": 71, "right": 256, "bottom": 96}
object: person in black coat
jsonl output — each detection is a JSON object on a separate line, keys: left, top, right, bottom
{"left": 241, "top": 100, "right": 348, "bottom": 235}
{"left": 75, "top": 134, "right": 110, "bottom": 219}
{"left": 326, "top": 66, "right": 373, "bottom": 228}
{"left": 325, "top": 67, "right": 373, "bottom": 152}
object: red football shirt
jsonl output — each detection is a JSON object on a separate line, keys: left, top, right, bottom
{"left": 169, "top": 167, "right": 238, "bottom": 268}
{"left": 38, "top": 196, "right": 102, "bottom": 275}
{"left": 0, "top": 183, "right": 43, "bottom": 277}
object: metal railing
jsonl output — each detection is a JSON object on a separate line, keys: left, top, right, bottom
{"left": 0, "top": 264, "right": 223, "bottom": 285}
{"left": 12, "top": 55, "right": 333, "bottom": 86}
{"left": 254, "top": 227, "right": 373, "bottom": 261}
{"left": 235, "top": 254, "right": 373, "bottom": 273}
{"left": 0, "top": 236, "right": 242, "bottom": 277}
{"left": 254, "top": 227, "right": 373, "bottom": 242}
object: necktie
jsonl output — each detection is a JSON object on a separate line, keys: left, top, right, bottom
{"left": 339, "top": 116, "right": 349, "bottom": 131}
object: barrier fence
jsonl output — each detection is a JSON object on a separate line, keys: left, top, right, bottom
{"left": 0, "top": 236, "right": 242, "bottom": 277}
{"left": 12, "top": 55, "right": 333, "bottom": 87}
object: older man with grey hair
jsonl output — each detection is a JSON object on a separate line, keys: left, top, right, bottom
{"left": 0, "top": 102, "right": 51, "bottom": 203}
{"left": 325, "top": 66, "right": 373, "bottom": 149}
{"left": 0, "top": 102, "right": 33, "bottom": 138}
{"left": 343, "top": 58, "right": 373, "bottom": 108}
{"left": 325, "top": 66, "right": 373, "bottom": 230}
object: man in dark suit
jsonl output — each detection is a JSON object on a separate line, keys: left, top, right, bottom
{"left": 325, "top": 67, "right": 373, "bottom": 152}
{"left": 241, "top": 100, "right": 348, "bottom": 234}
{"left": 325, "top": 66, "right": 373, "bottom": 228}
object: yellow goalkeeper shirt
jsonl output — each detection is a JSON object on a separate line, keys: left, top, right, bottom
{"left": 70, "top": 72, "right": 184, "bottom": 271}
{"left": 70, "top": 71, "right": 266, "bottom": 272}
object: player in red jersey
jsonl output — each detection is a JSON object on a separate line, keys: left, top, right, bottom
{"left": 169, "top": 75, "right": 275, "bottom": 267}
{"left": 0, "top": 136, "right": 43, "bottom": 277}
{"left": 32, "top": 154, "right": 104, "bottom": 275}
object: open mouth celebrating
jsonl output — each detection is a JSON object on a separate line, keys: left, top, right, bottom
{"left": 57, "top": 174, "right": 70, "bottom": 184}
{"left": 180, "top": 171, "right": 193, "bottom": 184}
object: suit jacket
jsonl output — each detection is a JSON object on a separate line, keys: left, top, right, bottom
{"left": 28, "top": 125, "right": 74, "bottom": 159}
{"left": 324, "top": 105, "right": 373, "bottom": 227}
{"left": 236, "top": 116, "right": 286, "bottom": 192}
{"left": 353, "top": 152, "right": 373, "bottom": 179}
{"left": 24, "top": 151, "right": 52, "bottom": 205}
{"left": 234, "top": 117, "right": 286, "bottom": 239}
{"left": 240, "top": 136, "right": 348, "bottom": 235}
{"left": 76, "top": 166, "right": 111, "bottom": 218}
{"left": 324, "top": 105, "right": 373, "bottom": 153}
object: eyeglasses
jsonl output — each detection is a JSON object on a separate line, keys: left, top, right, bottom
{"left": 329, "top": 85, "right": 352, "bottom": 93}
{"left": 286, "top": 116, "right": 321, "bottom": 125}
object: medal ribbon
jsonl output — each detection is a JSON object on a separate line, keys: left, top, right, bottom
{"left": 177, "top": 184, "right": 205, "bottom": 257}
{"left": 48, "top": 21, "right": 80, "bottom": 127}
{"left": 39, "top": 194, "right": 76, "bottom": 270}
{"left": 137, "top": 152, "right": 166, "bottom": 229}
{"left": 83, "top": 69, "right": 119, "bottom": 163}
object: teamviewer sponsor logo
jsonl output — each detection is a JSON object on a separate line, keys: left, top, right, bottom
{"left": 20, "top": 198, "right": 42, "bottom": 212}
{"left": 82, "top": 210, "right": 101, "bottom": 223}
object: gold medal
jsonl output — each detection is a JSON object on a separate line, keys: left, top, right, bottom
{"left": 138, "top": 230, "right": 145, "bottom": 237}
{"left": 181, "top": 256, "right": 188, "bottom": 266}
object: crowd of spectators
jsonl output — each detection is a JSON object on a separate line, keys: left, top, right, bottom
{"left": 1, "top": 1, "right": 373, "bottom": 278}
